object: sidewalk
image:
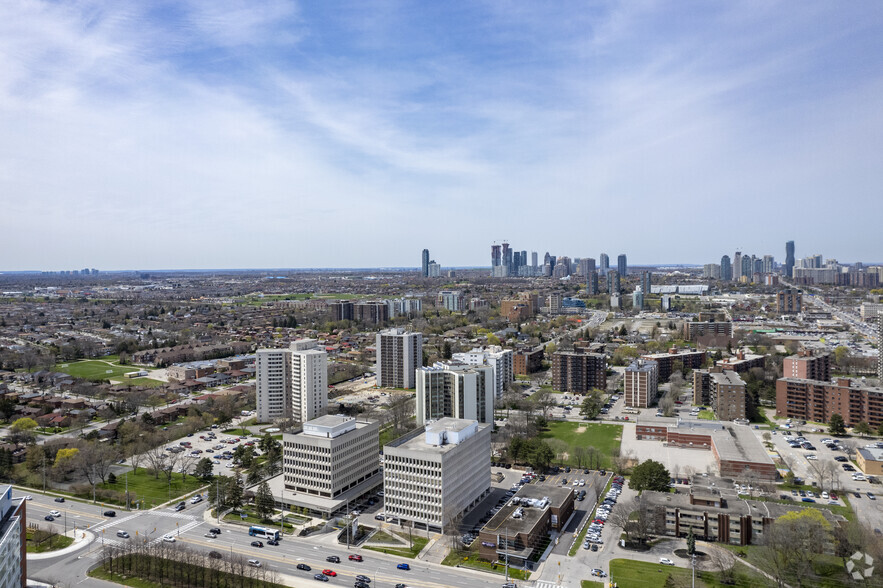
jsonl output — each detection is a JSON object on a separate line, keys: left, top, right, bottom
{"left": 27, "top": 529, "right": 94, "bottom": 560}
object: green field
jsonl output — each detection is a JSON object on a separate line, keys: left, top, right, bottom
{"left": 93, "top": 468, "right": 207, "bottom": 509}
{"left": 609, "top": 558, "right": 769, "bottom": 588}
{"left": 55, "top": 358, "right": 153, "bottom": 381}
{"left": 364, "top": 535, "right": 428, "bottom": 559}
{"left": 538, "top": 421, "right": 623, "bottom": 469}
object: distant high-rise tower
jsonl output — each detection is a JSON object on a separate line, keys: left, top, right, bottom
{"left": 376, "top": 328, "right": 423, "bottom": 389}
{"left": 588, "top": 271, "right": 599, "bottom": 295}
{"left": 608, "top": 271, "right": 620, "bottom": 295}
{"left": 491, "top": 244, "right": 501, "bottom": 277}
{"left": 531, "top": 251, "right": 538, "bottom": 271}
{"left": 421, "top": 249, "right": 430, "bottom": 277}
{"left": 501, "top": 243, "right": 512, "bottom": 276}
{"left": 617, "top": 254, "right": 627, "bottom": 277}
{"left": 733, "top": 251, "right": 743, "bottom": 280}
{"left": 785, "top": 241, "right": 795, "bottom": 278}
{"left": 741, "top": 255, "right": 753, "bottom": 280}
{"left": 762, "top": 255, "right": 774, "bottom": 275}
{"left": 599, "top": 253, "right": 609, "bottom": 276}
{"left": 720, "top": 255, "right": 732, "bottom": 281}
{"left": 641, "top": 271, "right": 652, "bottom": 296}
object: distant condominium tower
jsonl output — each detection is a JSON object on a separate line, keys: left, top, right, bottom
{"left": 762, "top": 255, "right": 774, "bottom": 275}
{"left": 617, "top": 254, "right": 627, "bottom": 277}
{"left": 587, "top": 271, "right": 599, "bottom": 295}
{"left": 599, "top": 253, "right": 609, "bottom": 276}
{"left": 641, "top": 271, "right": 651, "bottom": 296}
{"left": 491, "top": 244, "right": 501, "bottom": 271}
{"left": 785, "top": 241, "right": 795, "bottom": 278}
{"left": 376, "top": 328, "right": 423, "bottom": 389}
{"left": 421, "top": 249, "right": 430, "bottom": 277}
{"left": 531, "top": 251, "right": 538, "bottom": 273}
{"left": 733, "top": 251, "right": 743, "bottom": 280}
{"left": 607, "top": 270, "right": 620, "bottom": 295}
{"left": 720, "top": 255, "right": 732, "bottom": 281}
{"left": 741, "top": 255, "right": 753, "bottom": 280}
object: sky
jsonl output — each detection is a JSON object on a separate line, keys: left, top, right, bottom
{"left": 1, "top": 1, "right": 882, "bottom": 271}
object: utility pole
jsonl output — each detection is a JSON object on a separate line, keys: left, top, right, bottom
{"left": 691, "top": 553, "right": 696, "bottom": 588}
{"left": 42, "top": 454, "right": 46, "bottom": 494}
{"left": 125, "top": 472, "right": 129, "bottom": 511}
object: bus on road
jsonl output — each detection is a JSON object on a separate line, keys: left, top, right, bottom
{"left": 248, "top": 526, "right": 281, "bottom": 540}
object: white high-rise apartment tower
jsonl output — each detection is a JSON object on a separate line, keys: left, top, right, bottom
{"left": 451, "top": 346, "right": 513, "bottom": 400}
{"left": 376, "top": 328, "right": 423, "bottom": 389}
{"left": 256, "top": 339, "right": 328, "bottom": 423}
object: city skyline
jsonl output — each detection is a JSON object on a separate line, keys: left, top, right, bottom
{"left": 2, "top": 2, "right": 882, "bottom": 270}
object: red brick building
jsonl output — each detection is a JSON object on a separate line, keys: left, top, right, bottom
{"left": 776, "top": 377, "right": 883, "bottom": 428}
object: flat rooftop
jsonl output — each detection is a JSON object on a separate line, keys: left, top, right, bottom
{"left": 709, "top": 371, "right": 745, "bottom": 386}
{"left": 858, "top": 447, "right": 883, "bottom": 462}
{"left": 307, "top": 415, "right": 354, "bottom": 428}
{"left": 482, "top": 485, "right": 572, "bottom": 537}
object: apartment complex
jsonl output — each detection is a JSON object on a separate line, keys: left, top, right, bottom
{"left": 776, "top": 377, "right": 883, "bottom": 428}
{"left": 682, "top": 321, "right": 733, "bottom": 341}
{"left": 415, "top": 362, "right": 494, "bottom": 425}
{"left": 514, "top": 348, "right": 543, "bottom": 375}
{"left": 783, "top": 350, "right": 830, "bottom": 381}
{"left": 641, "top": 347, "right": 707, "bottom": 382}
{"left": 256, "top": 340, "right": 328, "bottom": 423}
{"left": 438, "top": 290, "right": 466, "bottom": 312}
{"left": 383, "top": 419, "right": 491, "bottom": 533}
{"left": 376, "top": 328, "right": 423, "bottom": 389}
{"left": 716, "top": 349, "right": 766, "bottom": 373}
{"left": 859, "top": 302, "right": 883, "bottom": 321}
{"left": 0, "top": 487, "right": 25, "bottom": 588}
{"left": 282, "top": 416, "right": 380, "bottom": 499}
{"left": 551, "top": 350, "right": 606, "bottom": 394}
{"left": 776, "top": 288, "right": 803, "bottom": 314}
{"left": 451, "top": 346, "right": 513, "bottom": 400}
{"left": 623, "top": 359, "right": 658, "bottom": 408}
{"left": 693, "top": 369, "right": 748, "bottom": 421}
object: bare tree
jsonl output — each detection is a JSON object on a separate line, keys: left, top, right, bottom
{"left": 145, "top": 445, "right": 169, "bottom": 480}
{"left": 388, "top": 393, "right": 414, "bottom": 434}
{"left": 706, "top": 545, "right": 736, "bottom": 585}
{"left": 533, "top": 390, "right": 557, "bottom": 420}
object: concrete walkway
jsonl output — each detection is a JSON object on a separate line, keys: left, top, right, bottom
{"left": 27, "top": 529, "right": 94, "bottom": 560}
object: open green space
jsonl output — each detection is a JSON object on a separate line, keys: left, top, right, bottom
{"left": 364, "top": 534, "right": 428, "bottom": 559}
{"left": 581, "top": 582, "right": 604, "bottom": 588}
{"left": 538, "top": 421, "right": 622, "bottom": 469}
{"left": 117, "top": 377, "right": 166, "bottom": 388}
{"left": 91, "top": 468, "right": 207, "bottom": 509}
{"left": 26, "top": 529, "right": 74, "bottom": 553}
{"left": 721, "top": 544, "right": 850, "bottom": 587}
{"left": 222, "top": 507, "right": 298, "bottom": 534}
{"left": 698, "top": 410, "right": 715, "bottom": 420}
{"left": 54, "top": 358, "right": 153, "bottom": 381}
{"left": 441, "top": 548, "right": 531, "bottom": 580}
{"left": 609, "top": 557, "right": 769, "bottom": 588}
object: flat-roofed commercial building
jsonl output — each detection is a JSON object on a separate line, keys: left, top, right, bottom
{"left": 641, "top": 348, "right": 706, "bottom": 382}
{"left": 776, "top": 377, "right": 883, "bottom": 428}
{"left": 856, "top": 447, "right": 883, "bottom": 476}
{"left": 416, "top": 362, "right": 494, "bottom": 425}
{"left": 0, "top": 486, "right": 26, "bottom": 588}
{"left": 551, "top": 351, "right": 606, "bottom": 394}
{"left": 623, "top": 359, "right": 658, "bottom": 408}
{"left": 477, "top": 484, "right": 574, "bottom": 569}
{"left": 376, "top": 328, "right": 423, "bottom": 389}
{"left": 383, "top": 419, "right": 491, "bottom": 533}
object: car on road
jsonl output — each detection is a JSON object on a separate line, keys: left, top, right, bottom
{"left": 321, "top": 569, "right": 337, "bottom": 577}
{"left": 44, "top": 515, "right": 54, "bottom": 521}
{"left": 54, "top": 497, "right": 65, "bottom": 503}
{"left": 162, "top": 534, "right": 176, "bottom": 542}
{"left": 209, "top": 551, "right": 222, "bottom": 559}
{"left": 174, "top": 504, "right": 186, "bottom": 511}
{"left": 326, "top": 555, "right": 340, "bottom": 563}
{"left": 660, "top": 558, "right": 674, "bottom": 565}
{"left": 356, "top": 583, "right": 370, "bottom": 588}
{"left": 22, "top": 496, "right": 32, "bottom": 501}
{"left": 104, "top": 510, "right": 116, "bottom": 517}
{"left": 267, "top": 539, "right": 279, "bottom": 546}
{"left": 116, "top": 530, "right": 130, "bottom": 538}
{"left": 350, "top": 555, "right": 364, "bottom": 562}
{"left": 297, "top": 563, "right": 311, "bottom": 571}
{"left": 395, "top": 584, "right": 408, "bottom": 588}
{"left": 591, "top": 569, "right": 607, "bottom": 577}
{"left": 868, "top": 492, "right": 877, "bottom": 500}
{"left": 397, "top": 563, "right": 411, "bottom": 570}
{"left": 247, "top": 560, "right": 261, "bottom": 568}
{"left": 313, "top": 573, "right": 328, "bottom": 581}
{"left": 49, "top": 510, "right": 61, "bottom": 517}
{"left": 205, "top": 532, "right": 217, "bottom": 538}
{"left": 250, "top": 541, "right": 264, "bottom": 548}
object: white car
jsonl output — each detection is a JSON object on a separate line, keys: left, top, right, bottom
{"left": 162, "top": 534, "right": 176, "bottom": 542}
{"left": 660, "top": 558, "right": 674, "bottom": 565}
{"left": 49, "top": 510, "right": 61, "bottom": 517}
{"left": 23, "top": 496, "right": 32, "bottom": 501}
{"left": 247, "top": 559, "right": 261, "bottom": 568}
{"left": 226, "top": 463, "right": 234, "bottom": 468}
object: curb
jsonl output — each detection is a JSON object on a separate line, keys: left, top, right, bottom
{"left": 27, "top": 530, "right": 94, "bottom": 560}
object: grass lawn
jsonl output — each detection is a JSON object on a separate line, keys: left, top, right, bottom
{"left": 364, "top": 534, "right": 428, "bottom": 559}
{"left": 115, "top": 377, "right": 166, "bottom": 388}
{"left": 581, "top": 582, "right": 604, "bottom": 587}
{"left": 609, "top": 558, "right": 769, "bottom": 588}
{"left": 26, "top": 530, "right": 74, "bottom": 553}
{"left": 698, "top": 410, "right": 715, "bottom": 420}
{"left": 95, "top": 468, "right": 207, "bottom": 508}
{"left": 54, "top": 358, "right": 153, "bottom": 381}
{"left": 538, "top": 421, "right": 623, "bottom": 469}
{"left": 721, "top": 544, "right": 851, "bottom": 587}
{"left": 441, "top": 549, "right": 530, "bottom": 580}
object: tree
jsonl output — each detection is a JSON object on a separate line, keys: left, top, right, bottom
{"left": 254, "top": 481, "right": 275, "bottom": 521}
{"left": 629, "top": 459, "right": 670, "bottom": 492}
{"left": 853, "top": 421, "right": 872, "bottom": 436}
{"left": 194, "top": 458, "right": 214, "bottom": 482}
{"left": 828, "top": 413, "right": 846, "bottom": 436}
{"left": 686, "top": 529, "right": 695, "bottom": 556}
{"left": 579, "top": 389, "right": 603, "bottom": 419}
{"left": 759, "top": 509, "right": 831, "bottom": 588}
{"left": 10, "top": 417, "right": 38, "bottom": 444}
{"left": 533, "top": 390, "right": 557, "bottom": 420}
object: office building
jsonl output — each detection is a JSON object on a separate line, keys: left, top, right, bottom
{"left": 641, "top": 347, "right": 707, "bottom": 382}
{"left": 785, "top": 241, "right": 795, "bottom": 278}
{"left": 693, "top": 369, "right": 748, "bottom": 421}
{"left": 376, "top": 328, "right": 423, "bottom": 389}
{"left": 623, "top": 359, "right": 658, "bottom": 408}
{"left": 451, "top": 346, "right": 513, "bottom": 400}
{"left": 783, "top": 350, "right": 830, "bottom": 382}
{"left": 383, "top": 419, "right": 491, "bottom": 533}
{"left": 632, "top": 287, "right": 644, "bottom": 311}
{"left": 617, "top": 254, "right": 627, "bottom": 277}
{"left": 415, "top": 362, "right": 494, "bottom": 425}
{"left": 776, "top": 377, "right": 883, "bottom": 428}
{"left": 282, "top": 416, "right": 380, "bottom": 499}
{"left": 776, "top": 288, "right": 802, "bottom": 314}
{"left": 551, "top": 350, "right": 606, "bottom": 394}
{"left": 256, "top": 341, "right": 329, "bottom": 423}
{"left": 477, "top": 484, "right": 574, "bottom": 569}
{"left": 421, "top": 249, "right": 430, "bottom": 277}
{"left": 0, "top": 487, "right": 25, "bottom": 588}
{"left": 720, "top": 255, "right": 732, "bottom": 281}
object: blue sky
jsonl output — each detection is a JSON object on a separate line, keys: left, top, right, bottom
{"left": 1, "top": 1, "right": 882, "bottom": 270}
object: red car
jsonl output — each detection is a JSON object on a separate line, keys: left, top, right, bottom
{"left": 322, "top": 570, "right": 337, "bottom": 577}
{"left": 348, "top": 554, "right": 363, "bottom": 562}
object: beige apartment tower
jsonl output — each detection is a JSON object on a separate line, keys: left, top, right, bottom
{"left": 376, "top": 328, "right": 423, "bottom": 389}
{"left": 623, "top": 359, "right": 659, "bottom": 408}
